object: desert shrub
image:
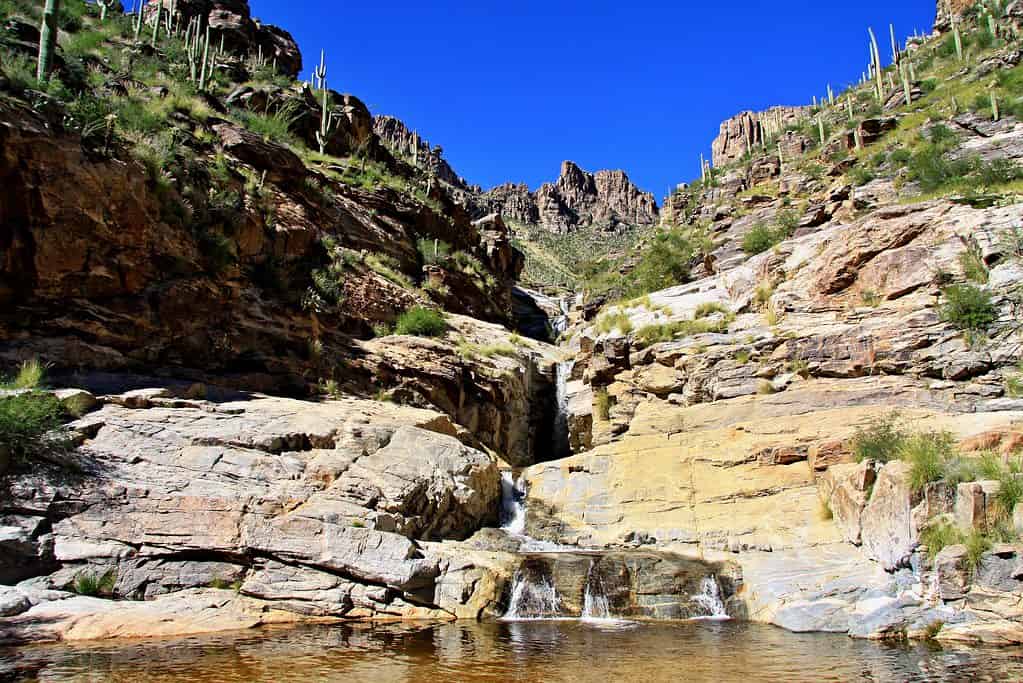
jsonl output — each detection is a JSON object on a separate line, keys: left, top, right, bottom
{"left": 394, "top": 307, "right": 446, "bottom": 337}
{"left": 959, "top": 246, "right": 989, "bottom": 284}
{"left": 940, "top": 284, "right": 996, "bottom": 331}
{"left": 964, "top": 531, "right": 991, "bottom": 576}
{"left": 993, "top": 470, "right": 1023, "bottom": 520}
{"left": 627, "top": 225, "right": 706, "bottom": 296}
{"left": 849, "top": 166, "right": 875, "bottom": 186}
{"left": 416, "top": 238, "right": 451, "bottom": 265}
{"left": 233, "top": 100, "right": 303, "bottom": 148}
{"left": 0, "top": 392, "right": 66, "bottom": 463}
{"left": 852, "top": 412, "right": 907, "bottom": 463}
{"left": 889, "top": 148, "right": 911, "bottom": 166}
{"left": 742, "top": 223, "right": 782, "bottom": 255}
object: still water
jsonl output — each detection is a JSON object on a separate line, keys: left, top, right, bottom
{"left": 3, "top": 620, "right": 1023, "bottom": 682}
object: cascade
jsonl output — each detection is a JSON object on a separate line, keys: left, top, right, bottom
{"left": 499, "top": 471, "right": 526, "bottom": 535}
{"left": 580, "top": 558, "right": 613, "bottom": 621}
{"left": 691, "top": 576, "right": 729, "bottom": 620}
{"left": 552, "top": 360, "right": 574, "bottom": 459}
{"left": 503, "top": 564, "right": 562, "bottom": 620}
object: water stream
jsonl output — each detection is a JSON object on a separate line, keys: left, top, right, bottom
{"left": 552, "top": 359, "right": 574, "bottom": 459}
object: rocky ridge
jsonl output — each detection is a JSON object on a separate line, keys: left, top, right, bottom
{"left": 478, "top": 160, "right": 659, "bottom": 234}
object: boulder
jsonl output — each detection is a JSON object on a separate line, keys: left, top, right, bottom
{"left": 212, "top": 122, "right": 306, "bottom": 186}
{"left": 935, "top": 544, "right": 971, "bottom": 601}
{"left": 860, "top": 461, "right": 917, "bottom": 570}
{"left": 820, "top": 461, "right": 876, "bottom": 544}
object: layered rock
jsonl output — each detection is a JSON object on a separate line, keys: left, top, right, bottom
{"left": 711, "top": 106, "right": 806, "bottom": 167}
{"left": 479, "top": 161, "right": 658, "bottom": 233}
{"left": 0, "top": 388, "right": 520, "bottom": 642}
{"left": 373, "top": 115, "right": 470, "bottom": 190}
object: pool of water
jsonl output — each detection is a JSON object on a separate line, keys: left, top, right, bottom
{"left": 3, "top": 620, "right": 1023, "bottom": 682}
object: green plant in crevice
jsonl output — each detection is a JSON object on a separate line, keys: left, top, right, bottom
{"left": 939, "top": 284, "right": 996, "bottom": 332}
{"left": 959, "top": 245, "right": 989, "bottom": 284}
{"left": 73, "top": 569, "right": 116, "bottom": 597}
{"left": 901, "top": 430, "right": 958, "bottom": 493}
{"left": 920, "top": 521, "right": 964, "bottom": 560}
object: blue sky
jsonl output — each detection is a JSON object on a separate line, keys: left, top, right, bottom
{"left": 251, "top": 1, "right": 937, "bottom": 199}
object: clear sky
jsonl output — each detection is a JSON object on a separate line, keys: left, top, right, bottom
{"left": 250, "top": 1, "right": 937, "bottom": 199}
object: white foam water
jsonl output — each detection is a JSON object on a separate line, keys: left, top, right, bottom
{"left": 503, "top": 571, "right": 563, "bottom": 621}
{"left": 499, "top": 472, "right": 526, "bottom": 535}
{"left": 691, "top": 576, "right": 730, "bottom": 620}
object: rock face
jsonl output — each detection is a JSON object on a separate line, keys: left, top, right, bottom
{"left": 479, "top": 161, "right": 658, "bottom": 233}
{"left": 0, "top": 389, "right": 519, "bottom": 643}
{"left": 711, "top": 106, "right": 806, "bottom": 167}
{"left": 147, "top": 0, "right": 302, "bottom": 77}
{"left": 373, "top": 115, "right": 470, "bottom": 190}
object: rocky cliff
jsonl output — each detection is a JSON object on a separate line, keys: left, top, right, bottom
{"left": 479, "top": 161, "right": 659, "bottom": 234}
{"left": 711, "top": 106, "right": 807, "bottom": 167}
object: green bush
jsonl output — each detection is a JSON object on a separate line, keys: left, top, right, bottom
{"left": 959, "top": 247, "right": 989, "bottom": 284}
{"left": 852, "top": 412, "right": 907, "bottom": 463}
{"left": 394, "top": 307, "right": 447, "bottom": 337}
{"left": 627, "top": 225, "right": 707, "bottom": 296}
{"left": 901, "top": 430, "right": 958, "bottom": 493}
{"left": 742, "top": 224, "right": 782, "bottom": 255}
{"left": 595, "top": 311, "right": 633, "bottom": 336}
{"left": 4, "top": 358, "right": 46, "bottom": 390}
{"left": 940, "top": 284, "right": 997, "bottom": 331}
{"left": 0, "top": 392, "right": 66, "bottom": 463}
{"left": 417, "top": 238, "right": 451, "bottom": 265}
{"left": 964, "top": 531, "right": 991, "bottom": 576}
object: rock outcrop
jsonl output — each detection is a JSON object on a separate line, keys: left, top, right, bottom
{"left": 711, "top": 106, "right": 806, "bottom": 167}
{"left": 147, "top": 0, "right": 302, "bottom": 77}
{"left": 479, "top": 161, "right": 658, "bottom": 233}
{"left": 373, "top": 115, "right": 470, "bottom": 190}
{"left": 0, "top": 388, "right": 519, "bottom": 642}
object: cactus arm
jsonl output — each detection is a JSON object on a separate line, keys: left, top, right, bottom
{"left": 36, "top": 0, "right": 60, "bottom": 81}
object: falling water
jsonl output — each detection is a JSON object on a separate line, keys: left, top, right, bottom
{"left": 552, "top": 360, "right": 574, "bottom": 458}
{"left": 691, "top": 576, "right": 730, "bottom": 620}
{"left": 503, "top": 568, "right": 562, "bottom": 620}
{"left": 581, "top": 559, "right": 613, "bottom": 621}
{"left": 500, "top": 472, "right": 526, "bottom": 535}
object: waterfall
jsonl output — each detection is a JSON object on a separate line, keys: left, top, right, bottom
{"left": 691, "top": 576, "right": 729, "bottom": 620}
{"left": 581, "top": 559, "right": 613, "bottom": 621}
{"left": 503, "top": 568, "right": 562, "bottom": 620}
{"left": 500, "top": 472, "right": 526, "bottom": 535}
{"left": 552, "top": 360, "right": 574, "bottom": 458}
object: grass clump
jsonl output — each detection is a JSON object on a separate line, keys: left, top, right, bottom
{"left": 456, "top": 339, "right": 517, "bottom": 360}
{"left": 901, "top": 430, "right": 958, "bottom": 493}
{"left": 959, "top": 246, "right": 989, "bottom": 284}
{"left": 595, "top": 311, "right": 633, "bottom": 336}
{"left": 742, "top": 223, "right": 784, "bottom": 255}
{"left": 4, "top": 358, "right": 47, "bottom": 390}
{"left": 694, "top": 302, "right": 728, "bottom": 319}
{"left": 73, "top": 570, "right": 116, "bottom": 597}
{"left": 964, "top": 531, "right": 992, "bottom": 576}
{"left": 939, "top": 284, "right": 997, "bottom": 332}
{"left": 394, "top": 307, "right": 447, "bottom": 337}
{"left": 920, "top": 521, "right": 964, "bottom": 561}
{"left": 851, "top": 412, "right": 907, "bottom": 463}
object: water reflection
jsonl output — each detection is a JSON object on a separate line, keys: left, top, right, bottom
{"left": 3, "top": 620, "right": 1023, "bottom": 682}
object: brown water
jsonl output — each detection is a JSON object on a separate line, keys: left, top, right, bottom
{"left": 4, "top": 620, "right": 1023, "bottom": 682}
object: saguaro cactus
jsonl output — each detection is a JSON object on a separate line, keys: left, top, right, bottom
{"left": 36, "top": 0, "right": 60, "bottom": 81}
{"left": 151, "top": 0, "right": 161, "bottom": 47}
{"left": 314, "top": 50, "right": 327, "bottom": 90}
{"left": 868, "top": 27, "right": 884, "bottom": 101}
{"left": 316, "top": 87, "right": 338, "bottom": 155}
